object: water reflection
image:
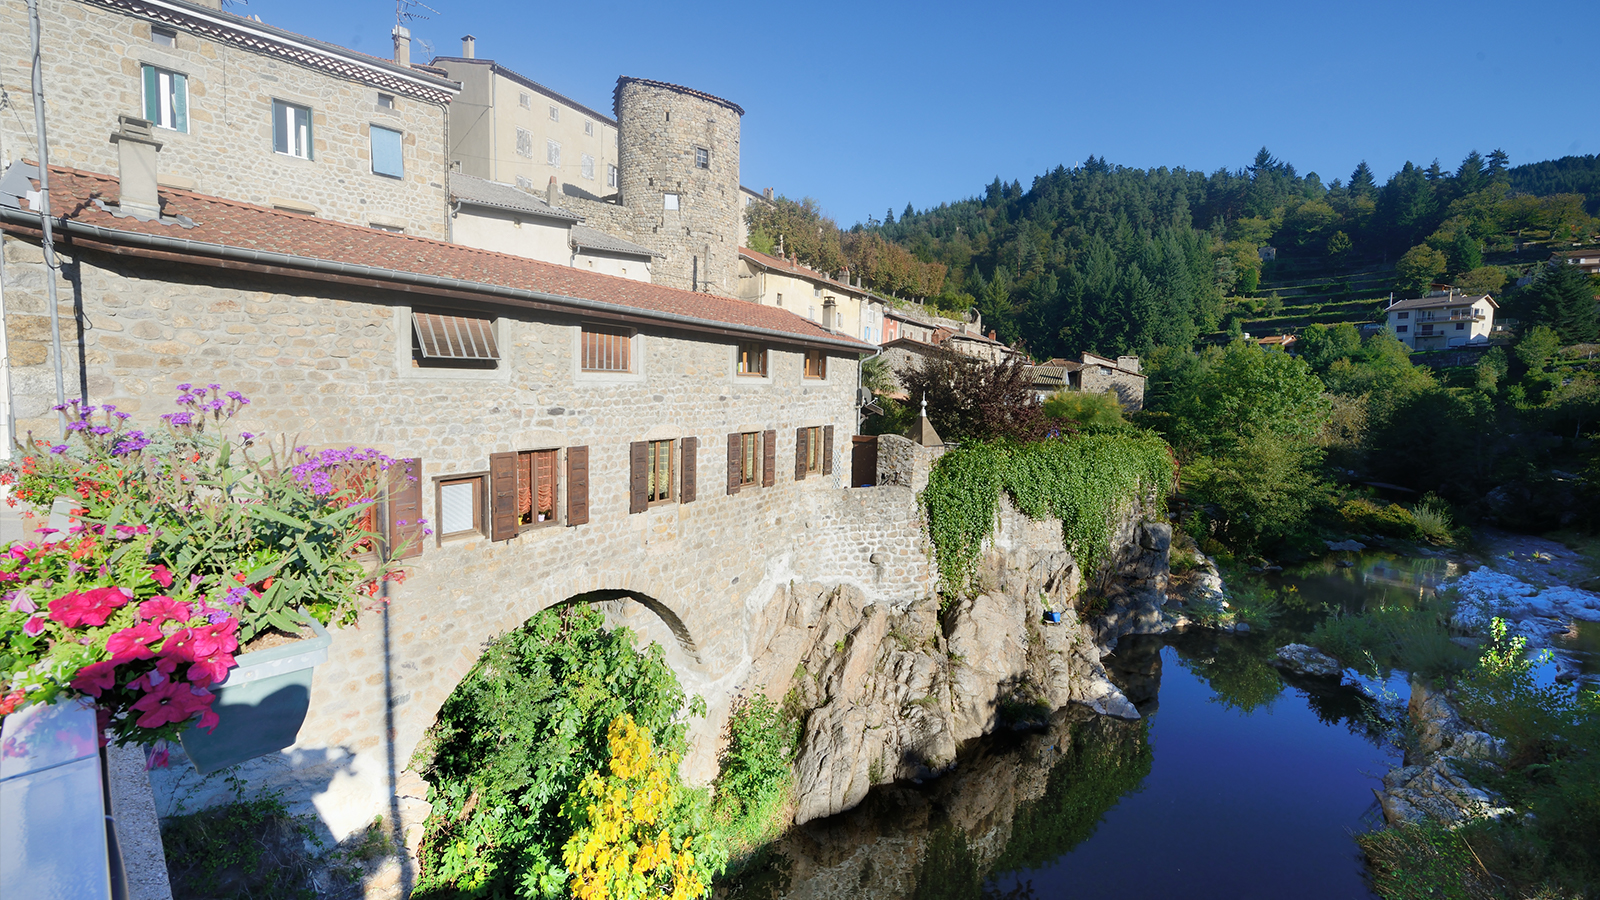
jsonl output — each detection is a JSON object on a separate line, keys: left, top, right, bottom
{"left": 1281, "top": 554, "right": 1461, "bottom": 613}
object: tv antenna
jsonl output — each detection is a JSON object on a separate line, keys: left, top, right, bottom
{"left": 395, "top": 0, "right": 438, "bottom": 28}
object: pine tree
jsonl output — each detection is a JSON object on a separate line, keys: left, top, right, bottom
{"left": 1349, "top": 161, "right": 1377, "bottom": 198}
{"left": 903, "top": 202, "right": 915, "bottom": 221}
{"left": 884, "top": 206, "right": 895, "bottom": 225}
{"left": 1523, "top": 262, "right": 1600, "bottom": 344}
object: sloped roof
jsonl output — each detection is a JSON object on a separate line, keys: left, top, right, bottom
{"left": 0, "top": 163, "right": 871, "bottom": 353}
{"left": 449, "top": 174, "right": 580, "bottom": 221}
{"left": 431, "top": 56, "right": 617, "bottom": 126}
{"left": 1386, "top": 292, "right": 1498, "bottom": 313}
{"left": 739, "top": 247, "right": 864, "bottom": 296}
{"left": 570, "top": 225, "right": 659, "bottom": 259}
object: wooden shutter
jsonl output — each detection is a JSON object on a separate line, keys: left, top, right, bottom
{"left": 823, "top": 425, "right": 835, "bottom": 475}
{"left": 385, "top": 458, "right": 424, "bottom": 559}
{"left": 726, "top": 433, "right": 741, "bottom": 496}
{"left": 489, "top": 452, "right": 518, "bottom": 541}
{"left": 681, "top": 437, "right": 697, "bottom": 503}
{"left": 795, "top": 427, "right": 808, "bottom": 481}
{"left": 629, "top": 441, "right": 649, "bottom": 514}
{"left": 762, "top": 430, "right": 776, "bottom": 488}
{"left": 566, "top": 446, "right": 589, "bottom": 525}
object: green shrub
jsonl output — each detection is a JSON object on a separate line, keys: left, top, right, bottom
{"left": 1408, "top": 495, "right": 1455, "bottom": 545}
{"left": 1042, "top": 390, "right": 1126, "bottom": 431}
{"left": 714, "top": 693, "right": 799, "bottom": 866}
{"left": 1308, "top": 599, "right": 1470, "bottom": 679}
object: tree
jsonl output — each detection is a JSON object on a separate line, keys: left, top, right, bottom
{"left": 1043, "top": 390, "right": 1125, "bottom": 431}
{"left": 1522, "top": 262, "right": 1600, "bottom": 344}
{"left": 1185, "top": 425, "right": 1328, "bottom": 550}
{"left": 1349, "top": 161, "right": 1378, "bottom": 199}
{"left": 1396, "top": 245, "right": 1448, "bottom": 296}
{"left": 1516, "top": 325, "right": 1562, "bottom": 374}
{"left": 899, "top": 351, "right": 1044, "bottom": 443}
{"left": 903, "top": 202, "right": 915, "bottom": 221}
{"left": 884, "top": 206, "right": 895, "bottom": 226}
{"left": 1455, "top": 266, "right": 1508, "bottom": 297}
{"left": 1449, "top": 229, "right": 1483, "bottom": 274}
{"left": 1327, "top": 230, "right": 1353, "bottom": 258}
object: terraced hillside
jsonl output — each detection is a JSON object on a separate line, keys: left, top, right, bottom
{"left": 1232, "top": 255, "right": 1397, "bottom": 338}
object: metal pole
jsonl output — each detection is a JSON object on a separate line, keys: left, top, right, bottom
{"left": 26, "top": 0, "right": 67, "bottom": 436}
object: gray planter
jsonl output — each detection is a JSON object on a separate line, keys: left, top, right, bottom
{"left": 179, "top": 618, "right": 331, "bottom": 774}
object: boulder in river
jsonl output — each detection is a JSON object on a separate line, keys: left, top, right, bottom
{"left": 1271, "top": 644, "right": 1343, "bottom": 678}
{"left": 1325, "top": 539, "right": 1367, "bottom": 552}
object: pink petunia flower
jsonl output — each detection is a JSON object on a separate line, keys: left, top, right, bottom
{"left": 130, "top": 679, "right": 210, "bottom": 728}
{"left": 47, "top": 586, "right": 132, "bottom": 628}
{"left": 159, "top": 628, "right": 198, "bottom": 662}
{"left": 138, "top": 596, "right": 192, "bottom": 626}
{"left": 106, "top": 622, "right": 163, "bottom": 662}
{"left": 70, "top": 660, "right": 119, "bottom": 697}
{"left": 149, "top": 565, "right": 174, "bottom": 588}
{"left": 22, "top": 616, "right": 45, "bottom": 637}
{"left": 186, "top": 649, "right": 237, "bottom": 688}
{"left": 6, "top": 590, "right": 35, "bottom": 614}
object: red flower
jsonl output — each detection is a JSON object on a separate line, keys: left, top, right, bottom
{"left": 191, "top": 620, "right": 239, "bottom": 658}
{"left": 149, "top": 565, "right": 174, "bottom": 588}
{"left": 70, "top": 660, "right": 119, "bottom": 697}
{"left": 47, "top": 586, "right": 132, "bottom": 628}
{"left": 130, "top": 680, "right": 212, "bottom": 728}
{"left": 106, "top": 622, "right": 163, "bottom": 662}
{"left": 0, "top": 688, "right": 26, "bottom": 716}
{"left": 159, "top": 628, "right": 198, "bottom": 663}
{"left": 138, "top": 596, "right": 192, "bottom": 626}
{"left": 187, "top": 650, "right": 237, "bottom": 688}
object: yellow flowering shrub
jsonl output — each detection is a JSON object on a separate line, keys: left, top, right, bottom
{"left": 562, "top": 715, "right": 710, "bottom": 900}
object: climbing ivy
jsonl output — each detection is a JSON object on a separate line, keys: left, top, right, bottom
{"left": 920, "top": 433, "right": 1175, "bottom": 601}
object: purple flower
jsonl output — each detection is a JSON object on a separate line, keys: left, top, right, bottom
{"left": 221, "top": 587, "right": 252, "bottom": 607}
{"left": 176, "top": 383, "right": 192, "bottom": 392}
{"left": 115, "top": 412, "right": 131, "bottom": 420}
{"left": 91, "top": 425, "right": 114, "bottom": 435}
{"left": 208, "top": 384, "right": 220, "bottom": 390}
{"left": 240, "top": 432, "right": 256, "bottom": 442}
{"left": 102, "top": 404, "right": 116, "bottom": 412}
{"left": 50, "top": 403, "right": 66, "bottom": 412}
{"left": 162, "top": 412, "right": 194, "bottom": 426}
{"left": 112, "top": 431, "right": 151, "bottom": 455}
{"left": 49, "top": 444, "right": 68, "bottom": 454}
{"left": 8, "top": 591, "right": 36, "bottom": 614}
{"left": 65, "top": 421, "right": 87, "bottom": 432}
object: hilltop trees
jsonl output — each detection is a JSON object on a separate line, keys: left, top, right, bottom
{"left": 1519, "top": 262, "right": 1600, "bottom": 344}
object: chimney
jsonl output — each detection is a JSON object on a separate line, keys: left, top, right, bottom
{"left": 461, "top": 35, "right": 476, "bottom": 58}
{"left": 546, "top": 176, "right": 558, "bottom": 206}
{"left": 763, "top": 187, "right": 773, "bottom": 201}
{"left": 392, "top": 25, "right": 411, "bottom": 67}
{"left": 988, "top": 330, "right": 997, "bottom": 340}
{"left": 110, "top": 116, "right": 162, "bottom": 218}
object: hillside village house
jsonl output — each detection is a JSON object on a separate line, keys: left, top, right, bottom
{"left": 1384, "top": 291, "right": 1498, "bottom": 351}
{"left": 1550, "top": 248, "right": 1600, "bottom": 279}
{"left": 735, "top": 247, "right": 886, "bottom": 344}
{"left": 1027, "top": 353, "right": 1147, "bottom": 411}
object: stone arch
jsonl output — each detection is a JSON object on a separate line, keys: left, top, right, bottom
{"left": 559, "top": 589, "right": 703, "bottom": 665}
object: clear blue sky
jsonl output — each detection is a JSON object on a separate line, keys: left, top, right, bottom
{"left": 258, "top": 0, "right": 1596, "bottom": 226}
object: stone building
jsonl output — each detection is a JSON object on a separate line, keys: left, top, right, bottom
{"left": 0, "top": 0, "right": 458, "bottom": 237}
{"left": 1028, "top": 352, "right": 1147, "bottom": 411}
{"left": 447, "top": 173, "right": 659, "bottom": 281}
{"left": 736, "top": 247, "right": 886, "bottom": 344}
{"left": 1, "top": 155, "right": 876, "bottom": 836}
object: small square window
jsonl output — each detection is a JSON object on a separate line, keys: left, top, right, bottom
{"left": 695, "top": 147, "right": 709, "bottom": 169}
{"left": 437, "top": 476, "right": 485, "bottom": 539}
{"left": 738, "top": 342, "right": 767, "bottom": 377}
{"left": 584, "top": 120, "right": 594, "bottom": 136}
{"left": 663, "top": 193, "right": 679, "bottom": 210}
{"left": 371, "top": 125, "right": 403, "bottom": 178}
{"left": 1455, "top": 322, "right": 1465, "bottom": 330}
{"left": 515, "top": 128, "right": 533, "bottom": 158}
{"left": 377, "top": 93, "right": 395, "bottom": 109}
{"left": 150, "top": 26, "right": 176, "bottom": 47}
{"left": 804, "top": 350, "right": 826, "bottom": 379}
{"left": 519, "top": 93, "right": 530, "bottom": 109}
{"left": 142, "top": 65, "right": 188, "bottom": 132}
{"left": 272, "top": 99, "right": 312, "bottom": 159}
{"left": 412, "top": 312, "right": 500, "bottom": 369}
{"left": 1397, "top": 311, "right": 1409, "bottom": 320}
{"left": 581, "top": 326, "right": 633, "bottom": 372}
{"left": 813, "top": 286, "right": 822, "bottom": 298}
{"left": 549, "top": 105, "right": 560, "bottom": 122}
{"left": 547, "top": 139, "right": 560, "bottom": 167}
{"left": 581, "top": 154, "right": 594, "bottom": 180}
{"left": 1396, "top": 325, "right": 1409, "bottom": 333}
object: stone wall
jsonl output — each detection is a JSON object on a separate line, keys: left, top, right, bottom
{"left": 0, "top": 0, "right": 451, "bottom": 237}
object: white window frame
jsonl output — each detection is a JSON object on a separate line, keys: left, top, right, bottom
{"left": 549, "top": 105, "right": 560, "bottom": 122}
{"left": 547, "top": 139, "right": 560, "bottom": 168}
{"left": 515, "top": 128, "right": 533, "bottom": 159}
{"left": 695, "top": 147, "right": 709, "bottom": 169}
{"left": 272, "top": 99, "right": 312, "bottom": 160}
{"left": 663, "top": 193, "right": 679, "bottom": 210}
{"left": 142, "top": 64, "right": 187, "bottom": 133}
{"left": 581, "top": 154, "right": 594, "bottom": 180}
{"left": 519, "top": 92, "right": 531, "bottom": 109}
{"left": 607, "top": 164, "right": 618, "bottom": 189}
{"left": 584, "top": 119, "right": 594, "bottom": 136}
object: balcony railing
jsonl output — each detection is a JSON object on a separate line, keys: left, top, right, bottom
{"left": 1416, "top": 310, "right": 1485, "bottom": 322}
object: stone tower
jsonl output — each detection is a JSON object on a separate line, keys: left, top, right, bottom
{"left": 613, "top": 77, "right": 743, "bottom": 295}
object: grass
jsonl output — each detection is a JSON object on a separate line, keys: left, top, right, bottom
{"left": 1308, "top": 594, "right": 1473, "bottom": 679}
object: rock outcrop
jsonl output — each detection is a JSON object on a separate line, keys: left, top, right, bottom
{"left": 1378, "top": 680, "right": 1507, "bottom": 826}
{"left": 1272, "top": 644, "right": 1344, "bottom": 678}
{"left": 742, "top": 496, "right": 1168, "bottom": 825}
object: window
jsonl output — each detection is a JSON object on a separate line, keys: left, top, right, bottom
{"left": 740, "top": 432, "right": 759, "bottom": 486}
{"left": 663, "top": 193, "right": 679, "bottom": 210}
{"left": 802, "top": 426, "right": 822, "bottom": 474}
{"left": 412, "top": 312, "right": 500, "bottom": 369}
{"left": 547, "top": 139, "right": 560, "bottom": 168}
{"left": 370, "top": 222, "right": 404, "bottom": 233}
{"left": 776, "top": 293, "right": 783, "bottom": 307}
{"left": 549, "top": 105, "right": 560, "bottom": 122}
{"left": 377, "top": 93, "right": 395, "bottom": 110}
{"left": 1397, "top": 311, "right": 1409, "bottom": 320}
{"left": 647, "top": 440, "right": 673, "bottom": 504}
{"left": 584, "top": 119, "right": 594, "bottom": 136}
{"left": 1396, "top": 325, "right": 1409, "bottom": 333}
{"left": 607, "top": 165, "right": 618, "bottom": 188}
{"left": 519, "top": 92, "right": 531, "bottom": 109}
{"left": 1455, "top": 322, "right": 1465, "bottom": 330}
{"left": 515, "top": 128, "right": 533, "bottom": 158}
{"left": 581, "top": 154, "right": 594, "bottom": 180}
{"left": 141, "top": 65, "right": 187, "bottom": 132}
{"left": 695, "top": 147, "right": 709, "bottom": 169}
{"left": 813, "top": 286, "right": 822, "bottom": 297}
{"left": 738, "top": 342, "right": 767, "bottom": 377}
{"left": 436, "top": 475, "right": 485, "bottom": 539}
{"left": 581, "top": 326, "right": 632, "bottom": 372}
{"left": 272, "top": 100, "right": 312, "bottom": 159}
{"left": 804, "top": 349, "right": 826, "bottom": 379}
{"left": 516, "top": 450, "right": 559, "bottom": 527}
{"left": 150, "top": 26, "right": 175, "bottom": 47}
{"left": 515, "top": 175, "right": 532, "bottom": 190}
{"left": 371, "top": 125, "right": 403, "bottom": 178}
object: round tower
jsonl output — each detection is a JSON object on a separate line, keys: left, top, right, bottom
{"left": 613, "top": 77, "right": 743, "bottom": 295}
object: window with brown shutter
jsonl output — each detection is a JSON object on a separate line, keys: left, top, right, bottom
{"left": 515, "top": 449, "right": 560, "bottom": 528}
{"left": 489, "top": 452, "right": 519, "bottom": 541}
{"left": 412, "top": 312, "right": 499, "bottom": 369}
{"left": 566, "top": 446, "right": 589, "bottom": 525}
{"left": 762, "top": 430, "right": 776, "bottom": 487}
{"left": 794, "top": 427, "right": 808, "bottom": 481}
{"left": 384, "top": 458, "right": 424, "bottom": 559}
{"left": 804, "top": 350, "right": 826, "bottom": 379}
{"left": 733, "top": 432, "right": 759, "bottom": 489}
{"left": 629, "top": 441, "right": 648, "bottom": 514}
{"left": 647, "top": 440, "right": 673, "bottom": 504}
{"left": 582, "top": 326, "right": 633, "bottom": 372}
{"left": 737, "top": 342, "right": 767, "bottom": 377}
{"left": 822, "top": 425, "right": 834, "bottom": 475}
{"left": 680, "top": 437, "right": 697, "bottom": 503}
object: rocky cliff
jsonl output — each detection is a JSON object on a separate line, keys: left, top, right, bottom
{"left": 741, "top": 494, "right": 1171, "bottom": 824}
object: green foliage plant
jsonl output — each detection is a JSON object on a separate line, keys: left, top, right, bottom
{"left": 416, "top": 606, "right": 711, "bottom": 899}
{"left": 713, "top": 693, "right": 799, "bottom": 868}
{"left": 1042, "top": 390, "right": 1126, "bottom": 431}
{"left": 920, "top": 433, "right": 1175, "bottom": 601}
{"left": 162, "top": 778, "right": 329, "bottom": 900}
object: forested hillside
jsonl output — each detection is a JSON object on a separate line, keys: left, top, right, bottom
{"left": 749, "top": 150, "right": 1600, "bottom": 361}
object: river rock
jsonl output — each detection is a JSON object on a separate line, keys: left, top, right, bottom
{"left": 1325, "top": 539, "right": 1367, "bottom": 552}
{"left": 1272, "top": 644, "right": 1343, "bottom": 678}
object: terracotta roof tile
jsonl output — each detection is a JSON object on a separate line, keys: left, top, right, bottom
{"left": 2, "top": 164, "right": 870, "bottom": 352}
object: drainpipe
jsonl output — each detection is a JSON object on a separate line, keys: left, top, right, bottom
{"left": 26, "top": 0, "right": 67, "bottom": 434}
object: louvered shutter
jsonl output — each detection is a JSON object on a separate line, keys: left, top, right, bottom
{"left": 489, "top": 452, "right": 518, "bottom": 541}
{"left": 823, "top": 425, "right": 835, "bottom": 475}
{"left": 385, "top": 458, "right": 424, "bottom": 559}
{"left": 762, "top": 430, "right": 776, "bottom": 488}
{"left": 681, "top": 437, "right": 697, "bottom": 503}
{"left": 172, "top": 73, "right": 187, "bottom": 133}
{"left": 795, "top": 427, "right": 808, "bottom": 481}
{"left": 629, "top": 441, "right": 648, "bottom": 514}
{"left": 726, "top": 433, "right": 740, "bottom": 496}
{"left": 142, "top": 65, "right": 159, "bottom": 123}
{"left": 566, "top": 446, "right": 589, "bottom": 525}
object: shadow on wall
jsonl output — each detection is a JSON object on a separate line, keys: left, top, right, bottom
{"left": 564, "top": 589, "right": 702, "bottom": 664}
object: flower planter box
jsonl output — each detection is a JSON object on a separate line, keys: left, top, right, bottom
{"left": 179, "top": 618, "right": 330, "bottom": 774}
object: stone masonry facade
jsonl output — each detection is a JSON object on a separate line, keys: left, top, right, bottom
{"left": 0, "top": 0, "right": 453, "bottom": 237}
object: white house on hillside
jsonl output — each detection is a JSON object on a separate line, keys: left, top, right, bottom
{"left": 1385, "top": 291, "right": 1497, "bottom": 351}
